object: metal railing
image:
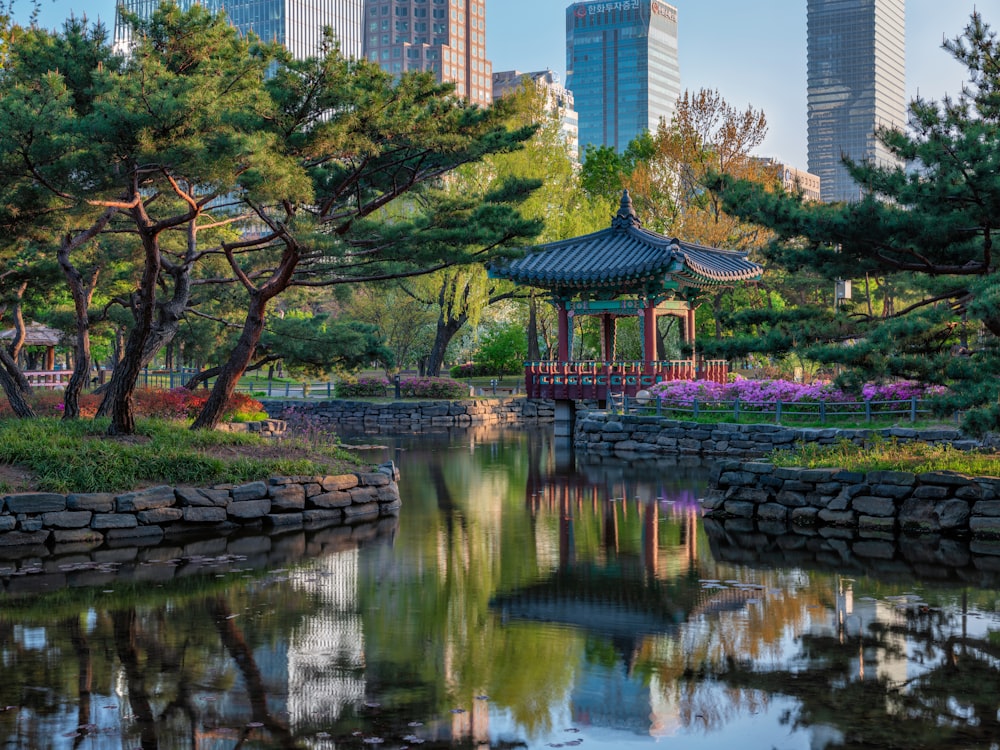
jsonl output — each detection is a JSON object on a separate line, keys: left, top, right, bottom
{"left": 612, "top": 394, "right": 938, "bottom": 424}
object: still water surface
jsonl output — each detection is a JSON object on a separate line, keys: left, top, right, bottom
{"left": 1, "top": 427, "right": 999, "bottom": 749}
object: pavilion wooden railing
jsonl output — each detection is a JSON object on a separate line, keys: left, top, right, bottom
{"left": 523, "top": 359, "right": 729, "bottom": 400}
{"left": 25, "top": 370, "right": 73, "bottom": 389}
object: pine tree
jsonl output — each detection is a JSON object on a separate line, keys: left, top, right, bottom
{"left": 714, "top": 11, "right": 1000, "bottom": 434}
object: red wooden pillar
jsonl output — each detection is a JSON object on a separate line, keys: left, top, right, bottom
{"left": 642, "top": 302, "right": 657, "bottom": 364}
{"left": 687, "top": 306, "right": 697, "bottom": 372}
{"left": 557, "top": 303, "right": 570, "bottom": 362}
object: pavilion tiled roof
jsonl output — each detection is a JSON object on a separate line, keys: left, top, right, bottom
{"left": 492, "top": 190, "right": 762, "bottom": 292}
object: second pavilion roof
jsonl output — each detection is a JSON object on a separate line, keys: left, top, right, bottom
{"left": 492, "top": 190, "right": 763, "bottom": 295}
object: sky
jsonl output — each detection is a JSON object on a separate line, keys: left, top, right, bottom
{"left": 12, "top": 0, "right": 983, "bottom": 168}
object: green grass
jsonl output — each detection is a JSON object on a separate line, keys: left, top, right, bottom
{"left": 0, "top": 417, "right": 363, "bottom": 494}
{"left": 769, "top": 437, "right": 1000, "bottom": 476}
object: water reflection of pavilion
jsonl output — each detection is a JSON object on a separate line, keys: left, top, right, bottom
{"left": 492, "top": 463, "right": 756, "bottom": 738}
{"left": 497, "top": 456, "right": 755, "bottom": 635}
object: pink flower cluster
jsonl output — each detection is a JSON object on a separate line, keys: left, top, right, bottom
{"left": 860, "top": 381, "right": 947, "bottom": 401}
{"left": 399, "top": 377, "right": 467, "bottom": 399}
{"left": 648, "top": 377, "right": 943, "bottom": 406}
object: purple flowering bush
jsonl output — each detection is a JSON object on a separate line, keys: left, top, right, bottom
{"left": 648, "top": 377, "right": 944, "bottom": 407}
{"left": 861, "top": 381, "right": 947, "bottom": 401}
{"left": 399, "top": 376, "right": 468, "bottom": 399}
{"left": 335, "top": 376, "right": 390, "bottom": 398}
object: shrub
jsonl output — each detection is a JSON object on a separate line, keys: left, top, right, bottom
{"left": 0, "top": 390, "right": 101, "bottom": 418}
{"left": 0, "top": 388, "right": 265, "bottom": 423}
{"left": 450, "top": 362, "right": 483, "bottom": 378}
{"left": 335, "top": 376, "right": 389, "bottom": 398}
{"left": 648, "top": 377, "right": 945, "bottom": 407}
{"left": 399, "top": 376, "right": 468, "bottom": 399}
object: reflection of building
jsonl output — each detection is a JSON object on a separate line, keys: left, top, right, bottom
{"left": 114, "top": 0, "right": 365, "bottom": 59}
{"left": 566, "top": 0, "right": 681, "bottom": 153}
{"left": 806, "top": 0, "right": 906, "bottom": 202}
{"left": 363, "top": 0, "right": 492, "bottom": 106}
{"left": 825, "top": 578, "right": 911, "bottom": 687}
{"left": 288, "top": 550, "right": 367, "bottom": 730}
{"left": 493, "top": 69, "right": 579, "bottom": 162}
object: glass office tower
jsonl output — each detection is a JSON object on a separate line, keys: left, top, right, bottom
{"left": 566, "top": 0, "right": 680, "bottom": 154}
{"left": 806, "top": 0, "right": 906, "bottom": 202}
{"left": 114, "top": 0, "right": 365, "bottom": 60}
{"left": 363, "top": 0, "right": 492, "bottom": 107}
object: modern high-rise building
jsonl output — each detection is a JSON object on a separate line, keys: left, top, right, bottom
{"left": 363, "top": 0, "right": 492, "bottom": 107}
{"left": 114, "top": 0, "right": 364, "bottom": 60}
{"left": 806, "top": 0, "right": 906, "bottom": 202}
{"left": 493, "top": 69, "right": 579, "bottom": 162}
{"left": 565, "top": 0, "right": 680, "bottom": 154}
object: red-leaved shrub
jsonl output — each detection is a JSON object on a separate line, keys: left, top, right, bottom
{"left": 0, "top": 388, "right": 265, "bottom": 422}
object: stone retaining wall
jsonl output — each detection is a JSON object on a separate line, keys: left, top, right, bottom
{"left": 263, "top": 397, "right": 555, "bottom": 429}
{"left": 574, "top": 412, "right": 976, "bottom": 457}
{"left": 216, "top": 418, "right": 288, "bottom": 437}
{"left": 703, "top": 460, "right": 1000, "bottom": 538}
{"left": 0, "top": 461, "right": 401, "bottom": 550}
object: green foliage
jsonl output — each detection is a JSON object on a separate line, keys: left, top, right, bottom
{"left": 473, "top": 323, "right": 527, "bottom": 376}
{"left": 261, "top": 314, "right": 393, "bottom": 377}
{"left": 579, "top": 132, "right": 655, "bottom": 203}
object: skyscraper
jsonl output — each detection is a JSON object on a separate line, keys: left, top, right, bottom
{"left": 114, "top": 0, "right": 365, "bottom": 60}
{"left": 493, "top": 69, "right": 579, "bottom": 161}
{"left": 806, "top": 0, "right": 906, "bottom": 202}
{"left": 565, "top": 0, "right": 680, "bottom": 154}
{"left": 363, "top": 0, "right": 492, "bottom": 107}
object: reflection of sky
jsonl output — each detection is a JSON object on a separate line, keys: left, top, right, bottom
{"left": 487, "top": 692, "right": 819, "bottom": 749}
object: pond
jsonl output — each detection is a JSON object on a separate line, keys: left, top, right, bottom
{"left": 1, "top": 426, "right": 998, "bottom": 749}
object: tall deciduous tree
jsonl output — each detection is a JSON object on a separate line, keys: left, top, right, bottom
{"left": 716, "top": 11, "right": 1000, "bottom": 433}
{"left": 407, "top": 80, "right": 604, "bottom": 376}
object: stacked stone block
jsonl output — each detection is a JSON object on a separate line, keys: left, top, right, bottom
{"left": 574, "top": 413, "right": 975, "bottom": 458}
{"left": 0, "top": 461, "right": 401, "bottom": 549}
{"left": 265, "top": 398, "right": 555, "bottom": 430}
{"left": 703, "top": 460, "right": 1000, "bottom": 538}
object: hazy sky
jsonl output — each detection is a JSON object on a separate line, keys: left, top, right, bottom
{"left": 14, "top": 0, "right": 982, "bottom": 167}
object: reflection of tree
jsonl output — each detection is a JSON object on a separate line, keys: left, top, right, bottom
{"left": 66, "top": 616, "right": 92, "bottom": 750}
{"left": 689, "top": 602, "right": 1000, "bottom": 748}
{"left": 111, "top": 609, "right": 158, "bottom": 750}
{"left": 208, "top": 596, "right": 298, "bottom": 748}
{"left": 358, "top": 430, "right": 579, "bottom": 740}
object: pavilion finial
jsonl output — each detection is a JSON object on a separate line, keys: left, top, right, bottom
{"left": 611, "top": 189, "right": 642, "bottom": 231}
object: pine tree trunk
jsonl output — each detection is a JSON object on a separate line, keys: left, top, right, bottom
{"left": 0, "top": 348, "right": 31, "bottom": 400}
{"left": 94, "top": 264, "right": 191, "bottom": 399}
{"left": 6, "top": 286, "right": 27, "bottom": 364}
{"left": 190, "top": 293, "right": 269, "bottom": 430}
{"left": 58, "top": 245, "right": 99, "bottom": 421}
{"left": 101, "top": 229, "right": 161, "bottom": 436}
{"left": 0, "top": 366, "right": 34, "bottom": 418}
